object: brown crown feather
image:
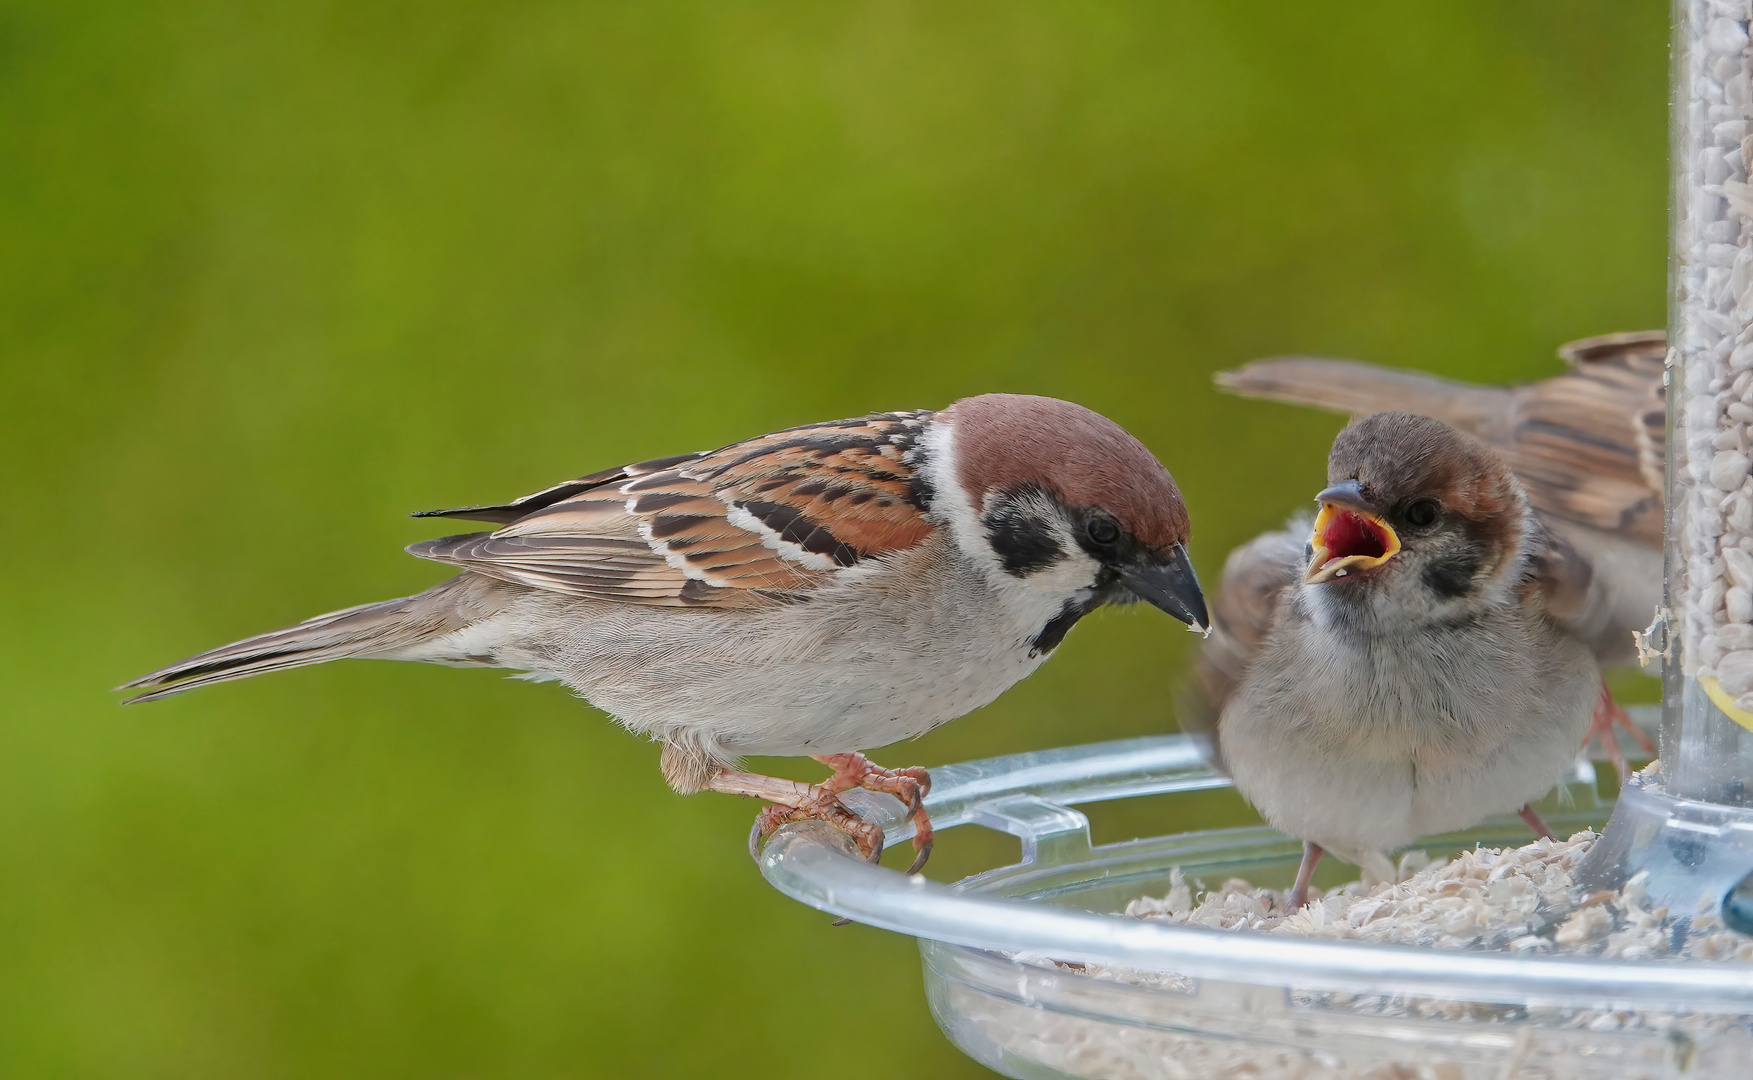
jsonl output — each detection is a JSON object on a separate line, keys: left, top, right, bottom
{"left": 1330, "top": 412, "right": 1525, "bottom": 550}
{"left": 946, "top": 394, "right": 1191, "bottom": 551}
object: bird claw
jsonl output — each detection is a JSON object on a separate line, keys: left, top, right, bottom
{"left": 746, "top": 793, "right": 885, "bottom": 864}
{"left": 725, "top": 753, "right": 934, "bottom": 879}
{"left": 816, "top": 754, "right": 935, "bottom": 874}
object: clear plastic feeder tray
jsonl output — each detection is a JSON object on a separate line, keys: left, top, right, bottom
{"left": 760, "top": 723, "right": 1753, "bottom": 1080}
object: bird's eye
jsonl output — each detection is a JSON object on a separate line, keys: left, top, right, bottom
{"left": 1403, "top": 498, "right": 1440, "bottom": 528}
{"left": 1085, "top": 516, "right": 1120, "bottom": 546}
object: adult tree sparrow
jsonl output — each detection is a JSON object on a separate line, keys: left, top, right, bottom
{"left": 1215, "top": 331, "right": 1665, "bottom": 777}
{"left": 1190, "top": 412, "right": 1598, "bottom": 908}
{"left": 122, "top": 394, "right": 1208, "bottom": 870}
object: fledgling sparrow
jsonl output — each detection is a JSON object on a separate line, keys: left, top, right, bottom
{"left": 1192, "top": 412, "right": 1598, "bottom": 908}
{"left": 121, "top": 394, "right": 1208, "bottom": 870}
{"left": 1215, "top": 331, "right": 1665, "bottom": 776}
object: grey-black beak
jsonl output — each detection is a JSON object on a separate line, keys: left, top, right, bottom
{"left": 1314, "top": 478, "right": 1372, "bottom": 514}
{"left": 1121, "top": 543, "right": 1209, "bottom": 631}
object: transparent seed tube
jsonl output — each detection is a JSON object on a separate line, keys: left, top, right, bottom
{"left": 1582, "top": 0, "right": 1753, "bottom": 907}
{"left": 1669, "top": 0, "right": 1753, "bottom": 804}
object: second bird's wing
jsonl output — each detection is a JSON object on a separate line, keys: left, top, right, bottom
{"left": 1216, "top": 331, "right": 1667, "bottom": 546}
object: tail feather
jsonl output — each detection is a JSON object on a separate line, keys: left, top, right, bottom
{"left": 1216, "top": 358, "right": 1511, "bottom": 438}
{"left": 120, "top": 578, "right": 478, "bottom": 703}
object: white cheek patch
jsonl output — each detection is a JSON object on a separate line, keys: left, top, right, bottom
{"left": 921, "top": 418, "right": 1110, "bottom": 606}
{"left": 917, "top": 420, "right": 992, "bottom": 571}
{"left": 1036, "top": 543, "right": 1104, "bottom": 599}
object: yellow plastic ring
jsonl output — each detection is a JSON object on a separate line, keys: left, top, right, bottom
{"left": 1700, "top": 675, "right": 1753, "bottom": 733}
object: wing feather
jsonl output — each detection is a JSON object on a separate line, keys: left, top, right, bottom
{"left": 1498, "top": 331, "right": 1666, "bottom": 545}
{"left": 1218, "top": 331, "right": 1667, "bottom": 546}
{"left": 406, "top": 412, "right": 936, "bottom": 607}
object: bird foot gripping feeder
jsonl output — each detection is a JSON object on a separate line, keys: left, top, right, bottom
{"left": 754, "top": 5, "right": 1753, "bottom": 1077}
{"left": 765, "top": 730, "right": 1753, "bottom": 1079}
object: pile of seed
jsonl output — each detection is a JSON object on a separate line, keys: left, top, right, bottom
{"left": 1679, "top": 0, "right": 1753, "bottom": 700}
{"left": 959, "top": 833, "right": 1753, "bottom": 1080}
{"left": 1115, "top": 832, "right": 1750, "bottom": 964}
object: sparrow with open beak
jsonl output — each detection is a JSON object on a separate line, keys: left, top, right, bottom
{"left": 120, "top": 394, "right": 1207, "bottom": 871}
{"left": 1193, "top": 412, "right": 1597, "bottom": 908}
{"left": 1215, "top": 331, "right": 1665, "bottom": 777}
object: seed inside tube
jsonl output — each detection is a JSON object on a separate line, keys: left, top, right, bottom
{"left": 1683, "top": 3, "right": 1753, "bottom": 673}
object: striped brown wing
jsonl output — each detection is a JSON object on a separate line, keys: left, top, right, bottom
{"left": 408, "top": 412, "right": 936, "bottom": 607}
{"left": 1502, "top": 332, "right": 1666, "bottom": 546}
{"left": 1218, "top": 331, "right": 1666, "bottom": 547}
{"left": 1555, "top": 331, "right": 1668, "bottom": 497}
{"left": 409, "top": 454, "right": 710, "bottom": 526}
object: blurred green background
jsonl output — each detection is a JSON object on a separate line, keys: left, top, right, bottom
{"left": 3, "top": 2, "right": 1666, "bottom": 1076}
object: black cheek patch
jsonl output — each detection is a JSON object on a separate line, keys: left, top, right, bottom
{"left": 1421, "top": 539, "right": 1484, "bottom": 599}
{"left": 983, "top": 504, "right": 1064, "bottom": 577}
